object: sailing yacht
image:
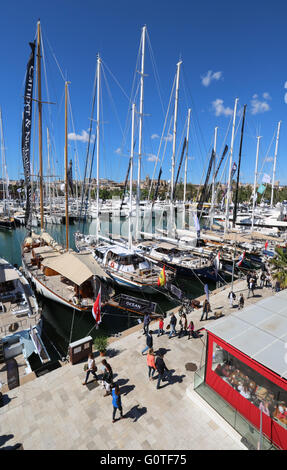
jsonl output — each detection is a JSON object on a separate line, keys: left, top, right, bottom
{"left": 21, "top": 22, "right": 112, "bottom": 313}
{"left": 22, "top": 231, "right": 112, "bottom": 311}
{"left": 0, "top": 257, "right": 51, "bottom": 387}
{"left": 75, "top": 233, "right": 172, "bottom": 293}
{"left": 0, "top": 108, "right": 16, "bottom": 230}
{"left": 135, "top": 239, "right": 214, "bottom": 279}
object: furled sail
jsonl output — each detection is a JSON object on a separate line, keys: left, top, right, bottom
{"left": 67, "top": 159, "right": 74, "bottom": 196}
{"left": 21, "top": 41, "right": 36, "bottom": 234}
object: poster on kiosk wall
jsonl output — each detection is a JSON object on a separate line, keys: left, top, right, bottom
{"left": 205, "top": 333, "right": 287, "bottom": 450}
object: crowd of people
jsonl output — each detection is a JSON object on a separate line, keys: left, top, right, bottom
{"left": 81, "top": 307, "right": 202, "bottom": 422}
{"left": 81, "top": 262, "right": 282, "bottom": 425}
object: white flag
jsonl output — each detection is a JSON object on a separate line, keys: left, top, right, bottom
{"left": 262, "top": 173, "right": 271, "bottom": 184}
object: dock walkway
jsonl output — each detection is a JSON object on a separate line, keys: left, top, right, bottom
{"left": 0, "top": 279, "right": 276, "bottom": 450}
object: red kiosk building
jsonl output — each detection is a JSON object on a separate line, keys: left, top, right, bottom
{"left": 201, "top": 290, "right": 287, "bottom": 450}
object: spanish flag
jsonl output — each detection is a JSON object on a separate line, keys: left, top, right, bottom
{"left": 157, "top": 266, "right": 166, "bottom": 287}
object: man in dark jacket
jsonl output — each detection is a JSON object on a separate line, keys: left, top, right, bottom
{"left": 155, "top": 353, "right": 169, "bottom": 389}
{"left": 142, "top": 331, "right": 153, "bottom": 355}
{"left": 143, "top": 313, "right": 151, "bottom": 335}
{"left": 168, "top": 313, "right": 177, "bottom": 338}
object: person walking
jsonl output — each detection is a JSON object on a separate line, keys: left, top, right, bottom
{"left": 200, "top": 299, "right": 211, "bottom": 321}
{"left": 246, "top": 272, "right": 251, "bottom": 289}
{"left": 251, "top": 278, "right": 255, "bottom": 296}
{"left": 82, "top": 353, "right": 98, "bottom": 385}
{"left": 265, "top": 273, "right": 271, "bottom": 288}
{"left": 157, "top": 317, "right": 164, "bottom": 337}
{"left": 168, "top": 313, "right": 177, "bottom": 338}
{"left": 111, "top": 384, "right": 123, "bottom": 423}
{"left": 147, "top": 348, "right": 157, "bottom": 380}
{"left": 142, "top": 331, "right": 153, "bottom": 355}
{"left": 247, "top": 278, "right": 253, "bottom": 298}
{"left": 275, "top": 280, "right": 281, "bottom": 293}
{"left": 155, "top": 353, "right": 169, "bottom": 389}
{"left": 228, "top": 291, "right": 236, "bottom": 308}
{"left": 143, "top": 313, "right": 151, "bottom": 335}
{"left": 187, "top": 320, "right": 196, "bottom": 339}
{"left": 260, "top": 272, "right": 266, "bottom": 289}
{"left": 178, "top": 313, "right": 187, "bottom": 338}
{"left": 238, "top": 293, "right": 245, "bottom": 310}
{"left": 102, "top": 359, "right": 113, "bottom": 397}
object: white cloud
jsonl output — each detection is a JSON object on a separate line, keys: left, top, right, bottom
{"left": 147, "top": 154, "right": 159, "bottom": 162}
{"left": 115, "top": 147, "right": 122, "bottom": 154}
{"left": 151, "top": 133, "right": 159, "bottom": 140}
{"left": 68, "top": 130, "right": 95, "bottom": 143}
{"left": 201, "top": 70, "right": 223, "bottom": 87}
{"left": 250, "top": 93, "right": 271, "bottom": 115}
{"left": 266, "top": 156, "right": 273, "bottom": 162}
{"left": 211, "top": 99, "right": 233, "bottom": 117}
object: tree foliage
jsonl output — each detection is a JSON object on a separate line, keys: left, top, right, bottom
{"left": 270, "top": 246, "right": 287, "bottom": 288}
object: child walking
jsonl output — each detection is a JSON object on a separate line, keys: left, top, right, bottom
{"left": 157, "top": 317, "right": 164, "bottom": 336}
{"left": 112, "top": 384, "right": 123, "bottom": 423}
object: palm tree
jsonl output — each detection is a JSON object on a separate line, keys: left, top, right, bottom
{"left": 270, "top": 246, "right": 287, "bottom": 288}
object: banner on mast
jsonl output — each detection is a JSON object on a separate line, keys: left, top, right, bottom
{"left": 21, "top": 41, "right": 36, "bottom": 234}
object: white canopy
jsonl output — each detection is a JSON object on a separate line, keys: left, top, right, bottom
{"left": 41, "top": 251, "right": 109, "bottom": 285}
{"left": 205, "top": 290, "right": 287, "bottom": 379}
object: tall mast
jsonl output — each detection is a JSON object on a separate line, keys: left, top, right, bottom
{"left": 96, "top": 54, "right": 101, "bottom": 243}
{"left": 136, "top": 25, "right": 146, "bottom": 240}
{"left": 37, "top": 20, "right": 44, "bottom": 231}
{"left": 171, "top": 60, "right": 182, "bottom": 202}
{"left": 224, "top": 97, "right": 238, "bottom": 234}
{"left": 0, "top": 108, "right": 8, "bottom": 214}
{"left": 183, "top": 108, "right": 191, "bottom": 204}
{"left": 183, "top": 108, "right": 191, "bottom": 229}
{"left": 65, "top": 81, "right": 70, "bottom": 250}
{"left": 232, "top": 104, "right": 247, "bottom": 228}
{"left": 129, "top": 104, "right": 136, "bottom": 250}
{"left": 47, "top": 127, "right": 51, "bottom": 214}
{"left": 251, "top": 136, "right": 261, "bottom": 232}
{"left": 170, "top": 60, "right": 182, "bottom": 236}
{"left": 270, "top": 120, "right": 282, "bottom": 207}
{"left": 210, "top": 126, "right": 218, "bottom": 228}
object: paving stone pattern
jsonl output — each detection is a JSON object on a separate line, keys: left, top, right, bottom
{"left": 0, "top": 279, "right": 275, "bottom": 450}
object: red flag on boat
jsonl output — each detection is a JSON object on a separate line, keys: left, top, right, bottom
{"left": 236, "top": 251, "right": 245, "bottom": 267}
{"left": 92, "top": 287, "right": 101, "bottom": 325}
{"left": 265, "top": 241, "right": 269, "bottom": 250}
{"left": 214, "top": 252, "right": 220, "bottom": 271}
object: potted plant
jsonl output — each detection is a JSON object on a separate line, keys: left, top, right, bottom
{"left": 94, "top": 335, "right": 108, "bottom": 356}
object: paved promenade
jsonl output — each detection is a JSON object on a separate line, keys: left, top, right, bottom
{"left": 0, "top": 279, "right": 275, "bottom": 450}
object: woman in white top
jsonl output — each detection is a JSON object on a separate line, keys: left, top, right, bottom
{"left": 83, "top": 353, "right": 98, "bottom": 385}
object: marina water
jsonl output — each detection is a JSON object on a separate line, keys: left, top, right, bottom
{"left": 0, "top": 222, "right": 213, "bottom": 362}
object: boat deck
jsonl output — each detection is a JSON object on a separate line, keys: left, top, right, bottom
{"left": 0, "top": 276, "right": 40, "bottom": 339}
{"left": 22, "top": 250, "right": 95, "bottom": 310}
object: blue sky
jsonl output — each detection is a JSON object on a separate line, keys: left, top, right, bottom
{"left": 1, "top": 0, "right": 287, "bottom": 186}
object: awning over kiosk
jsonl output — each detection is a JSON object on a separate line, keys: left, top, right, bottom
{"left": 205, "top": 290, "right": 287, "bottom": 379}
